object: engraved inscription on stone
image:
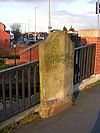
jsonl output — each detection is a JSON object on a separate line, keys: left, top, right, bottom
{"left": 44, "top": 40, "right": 65, "bottom": 72}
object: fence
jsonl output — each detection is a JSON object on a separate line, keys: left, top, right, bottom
{"left": 0, "top": 43, "right": 96, "bottom": 122}
{"left": 0, "top": 60, "right": 40, "bottom": 122}
{"left": 74, "top": 44, "right": 96, "bottom": 85}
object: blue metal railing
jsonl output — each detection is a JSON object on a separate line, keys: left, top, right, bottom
{"left": 0, "top": 60, "right": 40, "bottom": 122}
{"left": 74, "top": 44, "right": 96, "bottom": 85}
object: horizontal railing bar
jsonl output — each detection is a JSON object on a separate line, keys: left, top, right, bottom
{"left": 0, "top": 60, "right": 39, "bottom": 74}
{"left": 75, "top": 43, "right": 96, "bottom": 51}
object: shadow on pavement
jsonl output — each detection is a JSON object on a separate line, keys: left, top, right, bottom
{"left": 72, "top": 84, "right": 80, "bottom": 104}
{"left": 91, "top": 110, "right": 100, "bottom": 133}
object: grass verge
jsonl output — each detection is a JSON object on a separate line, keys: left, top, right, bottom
{"left": 0, "top": 112, "right": 40, "bottom": 133}
{"left": 17, "top": 112, "right": 40, "bottom": 125}
{"left": 0, "top": 123, "right": 16, "bottom": 133}
{"left": 83, "top": 80, "right": 100, "bottom": 91}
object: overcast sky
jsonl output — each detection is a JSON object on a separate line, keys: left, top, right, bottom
{"left": 0, "top": 0, "right": 97, "bottom": 32}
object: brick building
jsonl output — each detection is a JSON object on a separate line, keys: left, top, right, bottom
{"left": 0, "top": 22, "right": 10, "bottom": 48}
{"left": 0, "top": 22, "right": 27, "bottom": 65}
{"left": 0, "top": 22, "right": 6, "bottom": 31}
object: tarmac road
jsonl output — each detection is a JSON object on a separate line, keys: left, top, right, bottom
{"left": 15, "top": 83, "right": 100, "bottom": 133}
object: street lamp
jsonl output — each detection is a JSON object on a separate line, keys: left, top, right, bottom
{"left": 48, "top": 0, "right": 52, "bottom": 33}
{"left": 97, "top": 0, "right": 100, "bottom": 30}
{"left": 13, "top": 43, "right": 17, "bottom": 66}
{"left": 35, "top": 7, "right": 38, "bottom": 42}
{"left": 49, "top": 0, "right": 51, "bottom": 28}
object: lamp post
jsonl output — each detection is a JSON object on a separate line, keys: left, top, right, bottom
{"left": 13, "top": 43, "right": 17, "bottom": 66}
{"left": 35, "top": 7, "right": 38, "bottom": 42}
{"left": 97, "top": 0, "right": 100, "bottom": 30}
{"left": 48, "top": 0, "right": 52, "bottom": 33}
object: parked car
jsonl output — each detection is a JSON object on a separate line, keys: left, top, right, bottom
{"left": 27, "top": 37, "right": 35, "bottom": 45}
{"left": 37, "top": 36, "right": 44, "bottom": 40}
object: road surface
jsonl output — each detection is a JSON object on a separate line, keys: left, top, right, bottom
{"left": 15, "top": 83, "right": 100, "bottom": 133}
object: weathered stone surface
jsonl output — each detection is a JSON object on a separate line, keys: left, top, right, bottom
{"left": 39, "top": 31, "right": 74, "bottom": 118}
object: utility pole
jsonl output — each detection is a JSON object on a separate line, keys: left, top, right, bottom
{"left": 25, "top": 23, "right": 26, "bottom": 33}
{"left": 49, "top": 0, "right": 51, "bottom": 28}
{"left": 97, "top": 0, "right": 100, "bottom": 30}
{"left": 48, "top": 0, "right": 51, "bottom": 33}
{"left": 28, "top": 19, "right": 30, "bottom": 32}
{"left": 35, "top": 7, "right": 38, "bottom": 42}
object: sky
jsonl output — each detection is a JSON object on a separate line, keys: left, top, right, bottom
{"left": 0, "top": 0, "right": 97, "bottom": 32}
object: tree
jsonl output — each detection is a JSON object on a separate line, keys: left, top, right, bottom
{"left": 10, "top": 23, "right": 22, "bottom": 42}
{"left": 63, "top": 26, "right": 67, "bottom": 31}
{"left": 69, "top": 26, "right": 75, "bottom": 31}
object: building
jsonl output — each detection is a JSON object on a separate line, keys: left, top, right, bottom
{"left": 0, "top": 22, "right": 10, "bottom": 48}
{"left": 0, "top": 22, "right": 26, "bottom": 65}
{"left": 0, "top": 22, "right": 6, "bottom": 31}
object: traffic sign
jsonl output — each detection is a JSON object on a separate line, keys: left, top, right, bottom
{"left": 48, "top": 26, "right": 52, "bottom": 30}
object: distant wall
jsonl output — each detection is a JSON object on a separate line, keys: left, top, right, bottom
{"left": 20, "top": 45, "right": 39, "bottom": 63}
{"left": 79, "top": 29, "right": 100, "bottom": 74}
{"left": 79, "top": 29, "right": 100, "bottom": 38}
{"left": 5, "top": 59, "right": 21, "bottom": 66}
{"left": 5, "top": 45, "right": 39, "bottom": 66}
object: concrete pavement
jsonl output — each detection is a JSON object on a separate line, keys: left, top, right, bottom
{"left": 15, "top": 83, "right": 100, "bottom": 133}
